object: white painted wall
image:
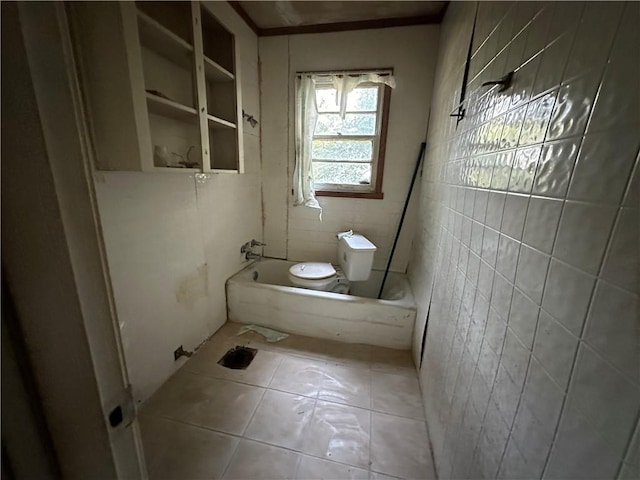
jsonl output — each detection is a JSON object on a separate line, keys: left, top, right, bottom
{"left": 410, "top": 2, "right": 639, "bottom": 478}
{"left": 260, "top": 26, "right": 440, "bottom": 272}
{"left": 95, "top": 1, "right": 263, "bottom": 404}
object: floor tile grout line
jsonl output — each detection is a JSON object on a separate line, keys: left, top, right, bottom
{"left": 184, "top": 361, "right": 423, "bottom": 418}
{"left": 615, "top": 411, "right": 640, "bottom": 480}
{"left": 141, "top": 379, "right": 429, "bottom": 475}
{"left": 142, "top": 329, "right": 425, "bottom": 478}
{"left": 265, "top": 352, "right": 285, "bottom": 386}
{"left": 219, "top": 430, "right": 241, "bottom": 480}
{"left": 239, "top": 382, "right": 268, "bottom": 438}
{"left": 368, "top": 408, "right": 373, "bottom": 475}
{"left": 145, "top": 410, "right": 375, "bottom": 473}
{"left": 180, "top": 366, "right": 280, "bottom": 390}
{"left": 292, "top": 449, "right": 304, "bottom": 479}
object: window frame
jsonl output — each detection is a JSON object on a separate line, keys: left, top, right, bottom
{"left": 310, "top": 76, "right": 391, "bottom": 200}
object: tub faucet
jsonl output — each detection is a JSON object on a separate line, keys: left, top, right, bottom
{"left": 245, "top": 251, "right": 262, "bottom": 261}
{"left": 242, "top": 239, "right": 266, "bottom": 261}
{"left": 241, "top": 240, "right": 266, "bottom": 254}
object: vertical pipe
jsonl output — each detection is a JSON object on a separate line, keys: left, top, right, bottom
{"left": 377, "top": 142, "right": 426, "bottom": 299}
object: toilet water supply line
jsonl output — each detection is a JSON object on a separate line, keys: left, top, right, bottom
{"left": 377, "top": 142, "right": 427, "bottom": 299}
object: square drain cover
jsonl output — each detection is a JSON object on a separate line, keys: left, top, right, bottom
{"left": 218, "top": 346, "right": 257, "bottom": 370}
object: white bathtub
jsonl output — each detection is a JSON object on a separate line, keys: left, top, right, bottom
{"left": 226, "top": 259, "right": 416, "bottom": 349}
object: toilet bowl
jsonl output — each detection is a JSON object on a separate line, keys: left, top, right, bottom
{"left": 288, "top": 233, "right": 376, "bottom": 293}
{"left": 288, "top": 262, "right": 350, "bottom": 293}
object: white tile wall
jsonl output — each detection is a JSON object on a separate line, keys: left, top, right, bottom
{"left": 95, "top": 2, "right": 262, "bottom": 404}
{"left": 410, "top": 1, "right": 640, "bottom": 478}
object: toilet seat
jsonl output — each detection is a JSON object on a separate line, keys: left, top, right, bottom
{"left": 289, "top": 262, "right": 336, "bottom": 280}
{"left": 288, "top": 262, "right": 340, "bottom": 290}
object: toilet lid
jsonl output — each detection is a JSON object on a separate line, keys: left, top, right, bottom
{"left": 289, "top": 262, "right": 336, "bottom": 280}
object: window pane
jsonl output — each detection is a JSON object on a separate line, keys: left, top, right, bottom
{"left": 312, "top": 139, "right": 373, "bottom": 161}
{"left": 346, "top": 87, "right": 378, "bottom": 111}
{"left": 316, "top": 88, "right": 339, "bottom": 112}
{"left": 315, "top": 113, "right": 376, "bottom": 135}
{"left": 313, "top": 162, "right": 372, "bottom": 185}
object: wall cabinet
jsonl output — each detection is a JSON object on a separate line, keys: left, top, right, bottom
{"left": 71, "top": 1, "right": 244, "bottom": 173}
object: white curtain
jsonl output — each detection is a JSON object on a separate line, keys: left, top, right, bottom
{"left": 293, "top": 72, "right": 396, "bottom": 217}
{"left": 293, "top": 74, "right": 322, "bottom": 217}
{"left": 330, "top": 73, "right": 396, "bottom": 118}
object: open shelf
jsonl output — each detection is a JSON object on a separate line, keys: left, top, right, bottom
{"left": 200, "top": 5, "right": 234, "bottom": 74}
{"left": 72, "top": 2, "right": 242, "bottom": 174}
{"left": 207, "top": 114, "right": 236, "bottom": 129}
{"left": 204, "top": 56, "right": 234, "bottom": 83}
{"left": 137, "top": 10, "right": 193, "bottom": 69}
{"left": 146, "top": 93, "right": 197, "bottom": 121}
{"left": 208, "top": 126, "right": 238, "bottom": 171}
{"left": 136, "top": 1, "right": 192, "bottom": 45}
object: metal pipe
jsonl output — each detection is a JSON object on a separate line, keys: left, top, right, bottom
{"left": 377, "top": 142, "right": 426, "bottom": 299}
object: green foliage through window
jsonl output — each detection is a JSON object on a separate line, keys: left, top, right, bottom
{"left": 311, "top": 83, "right": 384, "bottom": 192}
{"left": 312, "top": 139, "right": 373, "bottom": 161}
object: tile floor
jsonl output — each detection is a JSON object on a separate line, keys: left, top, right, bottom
{"left": 139, "top": 322, "right": 436, "bottom": 479}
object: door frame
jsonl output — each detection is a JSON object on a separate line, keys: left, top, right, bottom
{"left": 2, "top": 2, "right": 146, "bottom": 477}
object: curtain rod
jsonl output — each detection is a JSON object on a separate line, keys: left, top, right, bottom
{"left": 296, "top": 68, "right": 393, "bottom": 78}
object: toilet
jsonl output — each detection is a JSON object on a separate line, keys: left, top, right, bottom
{"left": 288, "top": 233, "right": 377, "bottom": 293}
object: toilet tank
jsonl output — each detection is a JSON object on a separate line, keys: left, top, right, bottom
{"left": 338, "top": 234, "right": 377, "bottom": 281}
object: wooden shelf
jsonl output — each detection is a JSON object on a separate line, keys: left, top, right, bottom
{"left": 146, "top": 93, "right": 197, "bottom": 121}
{"left": 73, "top": 2, "right": 243, "bottom": 173}
{"left": 207, "top": 114, "right": 236, "bottom": 129}
{"left": 204, "top": 56, "right": 234, "bottom": 82}
{"left": 137, "top": 10, "right": 193, "bottom": 70}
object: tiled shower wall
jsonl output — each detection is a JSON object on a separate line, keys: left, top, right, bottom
{"left": 409, "top": 2, "right": 639, "bottom": 479}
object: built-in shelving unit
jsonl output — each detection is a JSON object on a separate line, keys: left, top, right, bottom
{"left": 70, "top": 0, "right": 243, "bottom": 174}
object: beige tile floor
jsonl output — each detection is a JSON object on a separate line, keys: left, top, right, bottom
{"left": 140, "top": 322, "right": 436, "bottom": 480}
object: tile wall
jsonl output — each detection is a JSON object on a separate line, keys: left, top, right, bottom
{"left": 408, "top": 2, "right": 639, "bottom": 478}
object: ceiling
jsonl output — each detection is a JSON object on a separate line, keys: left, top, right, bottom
{"left": 233, "top": 1, "right": 448, "bottom": 35}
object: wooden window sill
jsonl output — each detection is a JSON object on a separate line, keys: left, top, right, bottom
{"left": 316, "top": 190, "right": 384, "bottom": 199}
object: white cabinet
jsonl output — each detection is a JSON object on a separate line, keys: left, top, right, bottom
{"left": 71, "top": 1, "right": 244, "bottom": 173}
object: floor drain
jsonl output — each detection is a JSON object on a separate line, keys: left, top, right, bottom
{"left": 218, "top": 346, "right": 257, "bottom": 370}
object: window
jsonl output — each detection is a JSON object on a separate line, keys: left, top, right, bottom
{"left": 310, "top": 76, "right": 391, "bottom": 199}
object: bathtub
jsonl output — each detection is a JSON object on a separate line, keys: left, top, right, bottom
{"left": 226, "top": 259, "right": 416, "bottom": 349}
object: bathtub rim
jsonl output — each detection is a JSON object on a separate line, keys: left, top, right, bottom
{"left": 228, "top": 258, "right": 416, "bottom": 310}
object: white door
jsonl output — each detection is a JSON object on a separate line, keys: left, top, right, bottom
{"left": 2, "top": 2, "right": 146, "bottom": 477}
